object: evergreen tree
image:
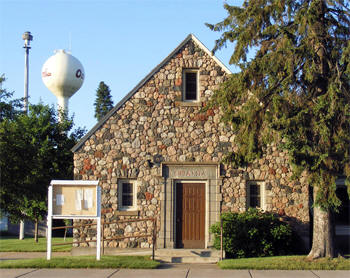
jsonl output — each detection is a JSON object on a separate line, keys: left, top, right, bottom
{"left": 94, "top": 81, "right": 114, "bottom": 121}
{"left": 207, "top": 0, "right": 350, "bottom": 259}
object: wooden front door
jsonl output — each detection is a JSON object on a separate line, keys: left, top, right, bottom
{"left": 176, "top": 182, "right": 205, "bottom": 248}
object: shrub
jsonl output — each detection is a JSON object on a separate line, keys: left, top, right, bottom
{"left": 210, "top": 209, "right": 293, "bottom": 258}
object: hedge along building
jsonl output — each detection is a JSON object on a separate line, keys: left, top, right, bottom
{"left": 72, "top": 34, "right": 310, "bottom": 250}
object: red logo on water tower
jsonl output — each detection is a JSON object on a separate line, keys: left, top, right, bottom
{"left": 42, "top": 69, "right": 51, "bottom": 78}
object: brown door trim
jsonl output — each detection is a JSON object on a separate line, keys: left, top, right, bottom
{"left": 176, "top": 182, "right": 205, "bottom": 249}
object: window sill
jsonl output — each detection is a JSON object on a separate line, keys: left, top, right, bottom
{"left": 175, "top": 101, "right": 202, "bottom": 107}
{"left": 115, "top": 210, "right": 139, "bottom": 216}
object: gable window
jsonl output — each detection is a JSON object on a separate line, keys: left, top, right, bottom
{"left": 118, "top": 179, "right": 136, "bottom": 211}
{"left": 247, "top": 182, "right": 265, "bottom": 210}
{"left": 183, "top": 70, "right": 198, "bottom": 101}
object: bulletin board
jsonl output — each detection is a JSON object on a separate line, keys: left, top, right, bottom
{"left": 50, "top": 180, "right": 100, "bottom": 217}
{"left": 47, "top": 180, "right": 101, "bottom": 260}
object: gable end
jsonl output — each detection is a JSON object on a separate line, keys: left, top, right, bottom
{"left": 72, "top": 34, "right": 232, "bottom": 152}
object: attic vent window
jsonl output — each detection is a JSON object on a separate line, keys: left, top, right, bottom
{"left": 183, "top": 70, "right": 198, "bottom": 101}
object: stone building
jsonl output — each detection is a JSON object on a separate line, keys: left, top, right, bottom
{"left": 72, "top": 34, "right": 311, "bottom": 250}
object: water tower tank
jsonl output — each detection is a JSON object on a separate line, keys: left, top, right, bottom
{"left": 41, "top": 49, "right": 84, "bottom": 114}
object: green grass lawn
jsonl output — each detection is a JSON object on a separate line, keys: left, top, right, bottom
{"left": 0, "top": 236, "right": 72, "bottom": 252}
{"left": 218, "top": 255, "right": 350, "bottom": 270}
{"left": 0, "top": 255, "right": 159, "bottom": 269}
{"left": 1, "top": 236, "right": 349, "bottom": 270}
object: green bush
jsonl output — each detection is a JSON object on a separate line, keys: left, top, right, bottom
{"left": 210, "top": 209, "right": 293, "bottom": 258}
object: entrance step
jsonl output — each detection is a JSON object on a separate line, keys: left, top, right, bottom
{"left": 71, "top": 247, "right": 222, "bottom": 263}
{"left": 155, "top": 249, "right": 221, "bottom": 263}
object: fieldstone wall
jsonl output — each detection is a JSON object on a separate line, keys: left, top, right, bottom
{"left": 73, "top": 38, "right": 310, "bottom": 248}
{"left": 222, "top": 146, "right": 310, "bottom": 238}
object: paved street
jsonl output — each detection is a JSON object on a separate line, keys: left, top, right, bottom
{"left": 1, "top": 265, "right": 350, "bottom": 278}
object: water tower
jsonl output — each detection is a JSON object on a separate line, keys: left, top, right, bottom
{"left": 41, "top": 50, "right": 84, "bottom": 118}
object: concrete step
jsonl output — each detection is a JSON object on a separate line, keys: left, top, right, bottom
{"left": 71, "top": 247, "right": 222, "bottom": 264}
{"left": 154, "top": 255, "right": 219, "bottom": 263}
{"left": 155, "top": 249, "right": 221, "bottom": 264}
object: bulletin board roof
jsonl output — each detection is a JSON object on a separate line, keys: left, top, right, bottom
{"left": 51, "top": 180, "right": 99, "bottom": 186}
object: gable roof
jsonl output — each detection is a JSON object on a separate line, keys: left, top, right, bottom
{"left": 72, "top": 34, "right": 232, "bottom": 152}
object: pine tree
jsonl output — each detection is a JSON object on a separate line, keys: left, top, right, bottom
{"left": 207, "top": 0, "right": 350, "bottom": 259}
{"left": 94, "top": 81, "right": 114, "bottom": 121}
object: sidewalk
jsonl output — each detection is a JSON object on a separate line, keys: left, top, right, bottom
{"left": 1, "top": 253, "right": 349, "bottom": 278}
{"left": 1, "top": 266, "right": 350, "bottom": 278}
{"left": 0, "top": 252, "right": 68, "bottom": 260}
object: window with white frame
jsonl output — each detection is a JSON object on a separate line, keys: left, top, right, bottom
{"left": 118, "top": 179, "right": 136, "bottom": 210}
{"left": 247, "top": 182, "right": 265, "bottom": 210}
{"left": 183, "top": 70, "right": 199, "bottom": 101}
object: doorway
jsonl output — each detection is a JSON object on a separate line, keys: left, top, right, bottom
{"left": 176, "top": 182, "right": 205, "bottom": 248}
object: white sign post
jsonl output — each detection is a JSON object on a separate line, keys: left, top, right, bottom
{"left": 47, "top": 180, "right": 101, "bottom": 260}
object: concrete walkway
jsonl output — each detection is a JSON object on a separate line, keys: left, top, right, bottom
{"left": 1, "top": 266, "right": 350, "bottom": 278}
{"left": 0, "top": 252, "right": 68, "bottom": 260}
{"left": 1, "top": 253, "right": 349, "bottom": 278}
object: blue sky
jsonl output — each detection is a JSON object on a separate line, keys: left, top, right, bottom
{"left": 0, "top": 0, "right": 243, "bottom": 130}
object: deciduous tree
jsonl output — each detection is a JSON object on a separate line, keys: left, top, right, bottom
{"left": 0, "top": 75, "right": 22, "bottom": 121}
{"left": 0, "top": 83, "right": 85, "bottom": 241}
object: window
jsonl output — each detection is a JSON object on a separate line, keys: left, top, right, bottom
{"left": 118, "top": 180, "right": 136, "bottom": 210}
{"left": 247, "top": 182, "right": 265, "bottom": 210}
{"left": 249, "top": 183, "right": 261, "bottom": 208}
{"left": 183, "top": 70, "right": 198, "bottom": 101}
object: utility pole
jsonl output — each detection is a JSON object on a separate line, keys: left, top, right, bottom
{"left": 22, "top": 31, "right": 33, "bottom": 113}
{"left": 19, "top": 31, "right": 33, "bottom": 240}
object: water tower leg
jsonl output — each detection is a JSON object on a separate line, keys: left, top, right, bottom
{"left": 57, "top": 96, "right": 69, "bottom": 121}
